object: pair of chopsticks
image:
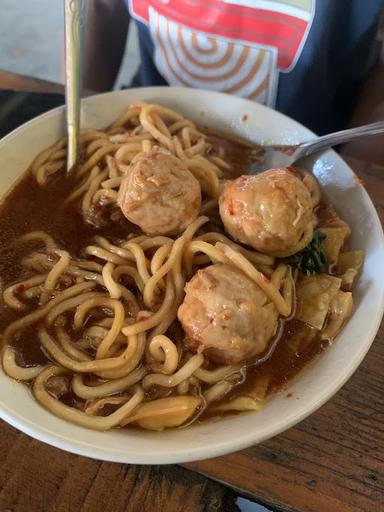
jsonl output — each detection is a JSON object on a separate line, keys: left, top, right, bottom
{"left": 64, "top": 0, "right": 86, "bottom": 173}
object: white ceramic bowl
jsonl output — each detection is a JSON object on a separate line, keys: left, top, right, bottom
{"left": 0, "top": 87, "right": 383, "bottom": 464}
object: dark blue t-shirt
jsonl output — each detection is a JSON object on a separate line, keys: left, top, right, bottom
{"left": 127, "top": 0, "right": 383, "bottom": 134}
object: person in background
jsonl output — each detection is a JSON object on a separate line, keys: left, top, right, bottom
{"left": 84, "top": 0, "right": 384, "bottom": 164}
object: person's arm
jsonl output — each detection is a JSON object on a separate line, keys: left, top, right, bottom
{"left": 341, "top": 42, "right": 384, "bottom": 165}
{"left": 83, "top": 0, "right": 130, "bottom": 92}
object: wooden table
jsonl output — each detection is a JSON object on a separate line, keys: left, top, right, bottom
{"left": 0, "top": 71, "right": 383, "bottom": 512}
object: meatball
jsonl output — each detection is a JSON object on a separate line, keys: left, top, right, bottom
{"left": 177, "top": 264, "right": 278, "bottom": 364}
{"left": 219, "top": 168, "right": 313, "bottom": 255}
{"left": 117, "top": 147, "right": 201, "bottom": 236}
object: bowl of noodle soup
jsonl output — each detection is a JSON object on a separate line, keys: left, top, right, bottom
{"left": 0, "top": 87, "right": 383, "bottom": 463}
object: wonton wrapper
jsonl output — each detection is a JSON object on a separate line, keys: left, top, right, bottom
{"left": 295, "top": 274, "right": 342, "bottom": 329}
{"left": 212, "top": 375, "right": 270, "bottom": 413}
{"left": 212, "top": 396, "right": 264, "bottom": 413}
{"left": 317, "top": 202, "right": 351, "bottom": 231}
{"left": 321, "top": 290, "right": 353, "bottom": 340}
{"left": 317, "top": 202, "right": 351, "bottom": 264}
{"left": 121, "top": 395, "right": 201, "bottom": 431}
{"left": 286, "top": 321, "right": 318, "bottom": 354}
{"left": 246, "top": 374, "right": 270, "bottom": 401}
{"left": 319, "top": 226, "right": 351, "bottom": 264}
{"left": 336, "top": 250, "right": 364, "bottom": 291}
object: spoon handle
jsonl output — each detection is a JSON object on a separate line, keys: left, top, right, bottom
{"left": 64, "top": 0, "right": 86, "bottom": 173}
{"left": 295, "top": 120, "right": 384, "bottom": 160}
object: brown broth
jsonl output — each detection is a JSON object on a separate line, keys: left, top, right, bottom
{"left": 203, "top": 129, "right": 261, "bottom": 178}
{"left": 0, "top": 172, "right": 135, "bottom": 320}
{"left": 0, "top": 132, "right": 333, "bottom": 425}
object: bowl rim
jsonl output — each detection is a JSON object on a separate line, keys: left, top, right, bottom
{"left": 0, "top": 86, "right": 383, "bottom": 464}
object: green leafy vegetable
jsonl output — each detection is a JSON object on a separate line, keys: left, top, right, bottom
{"left": 287, "top": 230, "right": 328, "bottom": 275}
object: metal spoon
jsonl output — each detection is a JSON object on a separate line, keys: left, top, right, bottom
{"left": 64, "top": 0, "right": 86, "bottom": 173}
{"left": 251, "top": 120, "right": 384, "bottom": 173}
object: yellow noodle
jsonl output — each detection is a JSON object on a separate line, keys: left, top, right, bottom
{"left": 186, "top": 138, "right": 207, "bottom": 157}
{"left": 91, "top": 188, "right": 118, "bottom": 205}
{"left": 102, "top": 262, "right": 120, "bottom": 299}
{"left": 109, "top": 104, "right": 142, "bottom": 130}
{"left": 33, "top": 366, "right": 144, "bottom": 430}
{"left": 148, "top": 335, "right": 179, "bottom": 375}
{"left": 35, "top": 160, "right": 64, "bottom": 185}
{"left": 177, "top": 379, "right": 190, "bottom": 395}
{"left": 56, "top": 325, "right": 91, "bottom": 362}
{"left": 101, "top": 177, "right": 122, "bottom": 189}
{"left": 106, "top": 155, "right": 120, "bottom": 178}
{"left": 23, "top": 284, "right": 46, "bottom": 299}
{"left": 17, "top": 231, "right": 56, "bottom": 249}
{"left": 72, "top": 366, "right": 147, "bottom": 399}
{"left": 3, "top": 274, "right": 46, "bottom": 311}
{"left": 216, "top": 243, "right": 290, "bottom": 316}
{"left": 123, "top": 274, "right": 175, "bottom": 336}
{"left": 198, "top": 232, "right": 274, "bottom": 266}
{"left": 44, "top": 250, "right": 70, "bottom": 290}
{"left": 85, "top": 246, "right": 128, "bottom": 265}
{"left": 66, "top": 266, "right": 104, "bottom": 286}
{"left": 2, "top": 346, "right": 45, "bottom": 380}
{"left": 194, "top": 365, "right": 241, "bottom": 384}
{"left": 208, "top": 155, "right": 231, "bottom": 170}
{"left": 139, "top": 236, "right": 173, "bottom": 251}
{"left": 185, "top": 158, "right": 221, "bottom": 197}
{"left": 46, "top": 291, "right": 105, "bottom": 327}
{"left": 183, "top": 240, "right": 230, "bottom": 277}
{"left": 82, "top": 168, "right": 108, "bottom": 213}
{"left": 30, "top": 140, "right": 65, "bottom": 175}
{"left": 142, "top": 354, "right": 204, "bottom": 389}
{"left": 65, "top": 166, "right": 100, "bottom": 204}
{"left": 3, "top": 282, "right": 97, "bottom": 344}
{"left": 97, "top": 332, "right": 146, "bottom": 379}
{"left": 94, "top": 236, "right": 134, "bottom": 262}
{"left": 203, "top": 380, "right": 234, "bottom": 404}
{"left": 140, "top": 103, "right": 182, "bottom": 152}
{"left": 142, "top": 139, "right": 153, "bottom": 152}
{"left": 115, "top": 142, "right": 144, "bottom": 163}
{"left": 121, "top": 242, "right": 151, "bottom": 284}
{"left": 113, "top": 265, "right": 145, "bottom": 293}
{"left": 38, "top": 327, "right": 139, "bottom": 373}
{"left": 85, "top": 396, "right": 131, "bottom": 415}
{"left": 74, "top": 297, "right": 125, "bottom": 359}
{"left": 80, "top": 129, "right": 109, "bottom": 143}
{"left": 85, "top": 138, "right": 114, "bottom": 157}
{"left": 271, "top": 263, "right": 288, "bottom": 289}
{"left": 150, "top": 245, "right": 172, "bottom": 276}
{"left": 143, "top": 216, "right": 208, "bottom": 307}
{"left": 76, "top": 144, "right": 117, "bottom": 178}
{"left": 200, "top": 199, "right": 218, "bottom": 215}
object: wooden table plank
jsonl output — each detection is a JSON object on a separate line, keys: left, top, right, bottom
{"left": 0, "top": 70, "right": 65, "bottom": 95}
{"left": 186, "top": 158, "right": 384, "bottom": 512}
{"left": 0, "top": 69, "right": 93, "bottom": 96}
{"left": 0, "top": 420, "right": 239, "bottom": 512}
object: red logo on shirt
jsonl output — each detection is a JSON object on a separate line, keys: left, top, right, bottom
{"left": 130, "top": 0, "right": 314, "bottom": 70}
{"left": 129, "top": 0, "right": 315, "bottom": 106}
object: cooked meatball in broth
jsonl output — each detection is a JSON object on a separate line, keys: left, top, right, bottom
{"left": 219, "top": 168, "right": 313, "bottom": 256}
{"left": 178, "top": 264, "right": 279, "bottom": 364}
{"left": 118, "top": 146, "right": 201, "bottom": 236}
